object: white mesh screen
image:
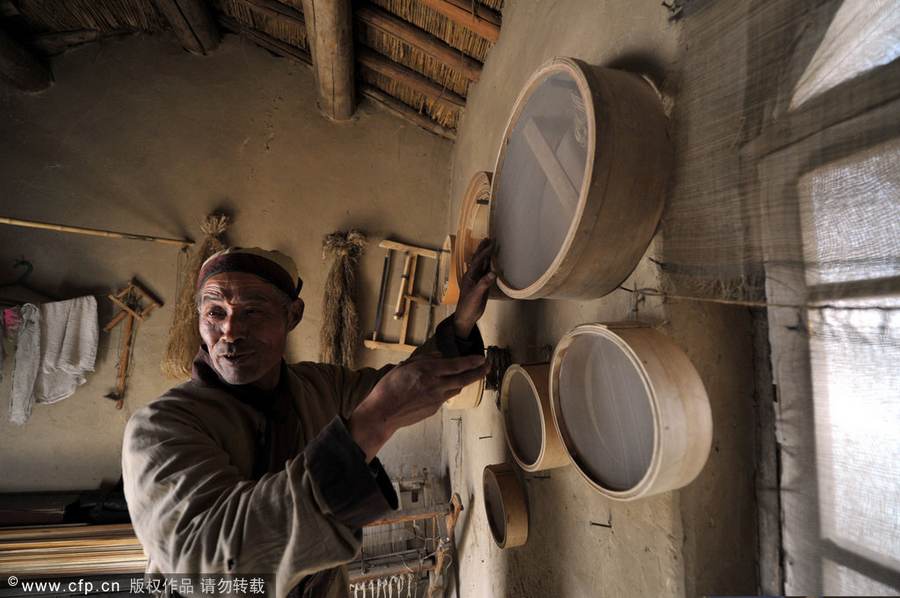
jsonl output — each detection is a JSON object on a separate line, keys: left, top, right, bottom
{"left": 557, "top": 332, "right": 654, "bottom": 492}
{"left": 505, "top": 370, "right": 542, "bottom": 465}
{"left": 493, "top": 70, "right": 588, "bottom": 290}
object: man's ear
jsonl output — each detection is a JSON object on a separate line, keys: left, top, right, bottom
{"left": 287, "top": 298, "right": 304, "bottom": 331}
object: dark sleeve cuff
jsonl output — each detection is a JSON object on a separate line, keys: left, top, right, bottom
{"left": 305, "top": 417, "right": 399, "bottom": 529}
{"left": 434, "top": 315, "right": 485, "bottom": 358}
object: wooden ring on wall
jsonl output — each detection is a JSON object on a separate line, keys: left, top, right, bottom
{"left": 455, "top": 171, "right": 505, "bottom": 299}
{"left": 439, "top": 235, "right": 460, "bottom": 305}
{"left": 482, "top": 463, "right": 529, "bottom": 548}
{"left": 500, "top": 363, "right": 570, "bottom": 472}
{"left": 444, "top": 375, "right": 485, "bottom": 410}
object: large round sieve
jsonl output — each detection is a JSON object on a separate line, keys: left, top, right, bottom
{"left": 550, "top": 323, "right": 713, "bottom": 501}
{"left": 489, "top": 58, "right": 673, "bottom": 300}
{"left": 491, "top": 62, "right": 590, "bottom": 293}
{"left": 553, "top": 329, "right": 656, "bottom": 492}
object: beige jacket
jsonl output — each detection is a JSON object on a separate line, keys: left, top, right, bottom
{"left": 122, "top": 318, "right": 482, "bottom": 598}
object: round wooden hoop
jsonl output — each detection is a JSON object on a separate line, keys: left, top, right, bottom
{"left": 549, "top": 323, "right": 713, "bottom": 501}
{"left": 439, "top": 235, "right": 460, "bottom": 305}
{"left": 444, "top": 376, "right": 485, "bottom": 410}
{"left": 490, "top": 57, "right": 672, "bottom": 300}
{"left": 500, "top": 363, "right": 569, "bottom": 472}
{"left": 482, "top": 463, "right": 528, "bottom": 548}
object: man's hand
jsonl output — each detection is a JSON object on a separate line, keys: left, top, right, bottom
{"left": 454, "top": 238, "right": 496, "bottom": 338}
{"left": 349, "top": 354, "right": 489, "bottom": 461}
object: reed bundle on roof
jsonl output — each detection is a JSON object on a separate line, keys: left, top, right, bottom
{"left": 370, "top": 0, "right": 496, "bottom": 62}
{"left": 15, "top": 0, "right": 167, "bottom": 33}
{"left": 212, "top": 0, "right": 309, "bottom": 50}
{"left": 357, "top": 23, "right": 470, "bottom": 97}
{"left": 361, "top": 69, "right": 461, "bottom": 129}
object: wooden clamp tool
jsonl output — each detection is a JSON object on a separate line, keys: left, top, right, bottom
{"left": 364, "top": 239, "right": 438, "bottom": 354}
{"left": 103, "top": 279, "right": 162, "bottom": 409}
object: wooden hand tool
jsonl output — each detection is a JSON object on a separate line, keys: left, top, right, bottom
{"left": 103, "top": 279, "right": 162, "bottom": 409}
{"left": 365, "top": 239, "right": 438, "bottom": 353}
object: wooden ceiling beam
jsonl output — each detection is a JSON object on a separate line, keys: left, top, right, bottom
{"left": 356, "top": 4, "right": 481, "bottom": 82}
{"left": 153, "top": 0, "right": 220, "bottom": 55}
{"left": 361, "top": 84, "right": 456, "bottom": 140}
{"left": 0, "top": 29, "right": 51, "bottom": 92}
{"left": 236, "top": 0, "right": 304, "bottom": 24}
{"left": 301, "top": 0, "right": 355, "bottom": 121}
{"left": 358, "top": 47, "right": 465, "bottom": 109}
{"left": 420, "top": 0, "right": 500, "bottom": 43}
{"left": 218, "top": 14, "right": 311, "bottom": 65}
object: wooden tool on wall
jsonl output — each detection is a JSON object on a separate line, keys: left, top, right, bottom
{"left": 365, "top": 239, "right": 438, "bottom": 353}
{"left": 104, "top": 279, "right": 162, "bottom": 409}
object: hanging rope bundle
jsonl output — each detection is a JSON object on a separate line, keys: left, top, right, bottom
{"left": 161, "top": 213, "right": 229, "bottom": 379}
{"left": 320, "top": 230, "right": 367, "bottom": 368}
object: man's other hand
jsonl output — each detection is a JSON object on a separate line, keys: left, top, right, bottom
{"left": 453, "top": 238, "right": 496, "bottom": 338}
{"left": 349, "top": 354, "right": 489, "bottom": 461}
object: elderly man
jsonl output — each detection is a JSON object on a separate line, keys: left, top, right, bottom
{"left": 122, "top": 241, "right": 495, "bottom": 598}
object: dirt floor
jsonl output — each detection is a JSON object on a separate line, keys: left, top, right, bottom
{"left": 439, "top": 1, "right": 760, "bottom": 596}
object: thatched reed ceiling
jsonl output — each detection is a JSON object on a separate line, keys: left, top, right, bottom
{"left": 2, "top": 0, "right": 504, "bottom": 138}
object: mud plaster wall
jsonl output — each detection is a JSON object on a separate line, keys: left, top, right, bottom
{"left": 0, "top": 32, "right": 451, "bottom": 492}
{"left": 442, "top": 1, "right": 758, "bottom": 597}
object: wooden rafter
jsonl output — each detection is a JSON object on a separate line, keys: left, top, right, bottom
{"left": 358, "top": 47, "right": 465, "bottom": 108}
{"left": 236, "top": 0, "right": 304, "bottom": 24}
{"left": 361, "top": 85, "right": 456, "bottom": 140}
{"left": 153, "top": 0, "right": 220, "bottom": 55}
{"left": 218, "top": 14, "right": 311, "bottom": 64}
{"left": 356, "top": 4, "right": 481, "bottom": 82}
{"left": 420, "top": 0, "right": 500, "bottom": 42}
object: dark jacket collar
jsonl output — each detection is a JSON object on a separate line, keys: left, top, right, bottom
{"left": 191, "top": 346, "right": 288, "bottom": 416}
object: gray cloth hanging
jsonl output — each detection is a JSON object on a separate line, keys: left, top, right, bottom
{"left": 9, "top": 303, "right": 40, "bottom": 425}
{"left": 8, "top": 296, "right": 99, "bottom": 424}
{"left": 34, "top": 296, "right": 98, "bottom": 404}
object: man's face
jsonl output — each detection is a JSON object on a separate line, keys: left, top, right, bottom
{"left": 198, "top": 272, "right": 302, "bottom": 387}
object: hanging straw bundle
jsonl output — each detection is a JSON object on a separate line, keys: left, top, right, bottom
{"left": 320, "top": 230, "right": 367, "bottom": 368}
{"left": 161, "top": 213, "right": 229, "bottom": 379}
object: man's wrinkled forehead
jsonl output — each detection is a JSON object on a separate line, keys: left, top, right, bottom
{"left": 199, "top": 272, "right": 284, "bottom": 304}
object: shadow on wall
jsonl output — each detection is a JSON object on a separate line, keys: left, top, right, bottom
{"left": 4, "top": 119, "right": 193, "bottom": 241}
{"left": 606, "top": 51, "right": 671, "bottom": 92}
